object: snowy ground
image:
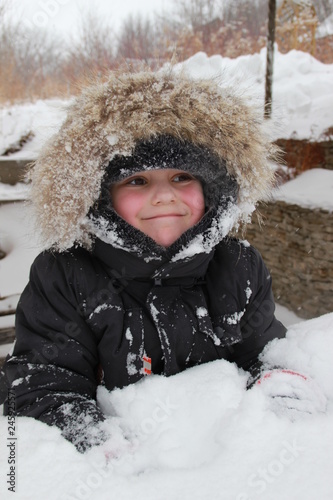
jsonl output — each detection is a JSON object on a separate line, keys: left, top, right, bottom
{"left": 0, "top": 312, "right": 332, "bottom": 500}
{"left": 0, "top": 48, "right": 333, "bottom": 499}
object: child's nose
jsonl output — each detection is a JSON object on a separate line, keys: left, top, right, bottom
{"left": 151, "top": 182, "right": 176, "bottom": 205}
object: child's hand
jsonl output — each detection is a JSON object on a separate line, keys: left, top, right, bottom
{"left": 102, "top": 439, "right": 137, "bottom": 465}
{"left": 256, "top": 369, "right": 327, "bottom": 419}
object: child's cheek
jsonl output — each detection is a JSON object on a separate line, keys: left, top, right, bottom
{"left": 184, "top": 186, "right": 205, "bottom": 218}
{"left": 116, "top": 191, "right": 144, "bottom": 227}
{"left": 193, "top": 193, "right": 205, "bottom": 214}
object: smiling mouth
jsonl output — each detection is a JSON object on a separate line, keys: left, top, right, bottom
{"left": 143, "top": 214, "right": 184, "bottom": 220}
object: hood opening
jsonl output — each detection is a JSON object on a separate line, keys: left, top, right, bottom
{"left": 88, "top": 135, "right": 239, "bottom": 261}
{"left": 95, "top": 134, "right": 238, "bottom": 215}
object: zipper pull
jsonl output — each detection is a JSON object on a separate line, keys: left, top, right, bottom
{"left": 143, "top": 355, "right": 152, "bottom": 375}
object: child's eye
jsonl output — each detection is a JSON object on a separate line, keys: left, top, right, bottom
{"left": 126, "top": 177, "right": 147, "bottom": 186}
{"left": 173, "top": 173, "right": 194, "bottom": 183}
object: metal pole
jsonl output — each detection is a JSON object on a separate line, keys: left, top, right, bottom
{"left": 264, "top": 0, "right": 276, "bottom": 119}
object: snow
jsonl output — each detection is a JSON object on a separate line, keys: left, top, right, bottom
{"left": 173, "top": 47, "right": 333, "bottom": 142}
{"left": 0, "top": 313, "right": 332, "bottom": 500}
{"left": 0, "top": 182, "right": 30, "bottom": 201}
{"left": 0, "top": 98, "right": 70, "bottom": 159}
{"left": 272, "top": 168, "right": 333, "bottom": 211}
{"left": 275, "top": 304, "right": 305, "bottom": 327}
{"left": 196, "top": 307, "right": 208, "bottom": 318}
{"left": 0, "top": 47, "right": 333, "bottom": 499}
{"left": 0, "top": 202, "right": 41, "bottom": 298}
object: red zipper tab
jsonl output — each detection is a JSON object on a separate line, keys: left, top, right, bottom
{"left": 143, "top": 356, "right": 152, "bottom": 375}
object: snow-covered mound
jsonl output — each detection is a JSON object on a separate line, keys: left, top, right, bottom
{"left": 0, "top": 313, "right": 332, "bottom": 500}
{"left": 272, "top": 168, "right": 333, "bottom": 211}
{"left": 0, "top": 99, "right": 69, "bottom": 159}
{"left": 1, "top": 48, "right": 333, "bottom": 162}
{"left": 178, "top": 48, "right": 333, "bottom": 141}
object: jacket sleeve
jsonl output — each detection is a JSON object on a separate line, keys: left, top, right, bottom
{"left": 3, "top": 251, "right": 108, "bottom": 452}
{"left": 230, "top": 246, "right": 287, "bottom": 381}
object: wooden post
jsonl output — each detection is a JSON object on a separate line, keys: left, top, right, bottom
{"left": 264, "top": 0, "right": 276, "bottom": 119}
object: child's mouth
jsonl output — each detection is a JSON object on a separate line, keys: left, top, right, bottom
{"left": 143, "top": 213, "right": 184, "bottom": 220}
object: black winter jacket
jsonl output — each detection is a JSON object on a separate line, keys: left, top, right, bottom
{"left": 3, "top": 70, "right": 287, "bottom": 452}
{"left": 4, "top": 236, "right": 285, "bottom": 451}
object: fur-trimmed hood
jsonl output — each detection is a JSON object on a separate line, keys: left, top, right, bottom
{"left": 29, "top": 69, "right": 277, "bottom": 252}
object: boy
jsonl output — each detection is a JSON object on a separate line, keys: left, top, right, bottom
{"left": 4, "top": 70, "right": 319, "bottom": 453}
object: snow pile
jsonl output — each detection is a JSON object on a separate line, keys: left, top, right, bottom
{"left": 0, "top": 99, "right": 69, "bottom": 159}
{"left": 179, "top": 48, "right": 333, "bottom": 141}
{"left": 1, "top": 48, "right": 333, "bottom": 163}
{"left": 0, "top": 313, "right": 332, "bottom": 500}
{"left": 272, "top": 168, "right": 333, "bottom": 211}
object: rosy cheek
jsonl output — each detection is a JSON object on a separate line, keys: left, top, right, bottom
{"left": 184, "top": 187, "right": 205, "bottom": 218}
{"left": 113, "top": 192, "right": 142, "bottom": 226}
{"left": 193, "top": 194, "right": 205, "bottom": 215}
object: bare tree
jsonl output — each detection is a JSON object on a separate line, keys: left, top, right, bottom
{"left": 0, "top": 5, "right": 65, "bottom": 101}
{"left": 171, "top": 0, "right": 224, "bottom": 29}
{"left": 66, "top": 10, "right": 115, "bottom": 78}
{"left": 116, "top": 14, "right": 159, "bottom": 63}
{"left": 170, "top": 0, "right": 269, "bottom": 44}
{"left": 223, "top": 0, "right": 268, "bottom": 36}
{"left": 0, "top": 0, "right": 7, "bottom": 20}
{"left": 313, "top": 0, "right": 333, "bottom": 20}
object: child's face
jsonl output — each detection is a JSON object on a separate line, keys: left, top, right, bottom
{"left": 111, "top": 169, "right": 205, "bottom": 247}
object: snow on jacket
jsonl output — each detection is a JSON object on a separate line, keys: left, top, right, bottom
{"left": 3, "top": 69, "right": 286, "bottom": 451}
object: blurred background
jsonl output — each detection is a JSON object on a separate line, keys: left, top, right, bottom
{"left": 1, "top": 0, "right": 333, "bottom": 103}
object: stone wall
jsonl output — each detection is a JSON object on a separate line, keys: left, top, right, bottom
{"left": 245, "top": 201, "right": 333, "bottom": 319}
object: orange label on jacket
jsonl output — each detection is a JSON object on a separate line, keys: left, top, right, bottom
{"left": 143, "top": 356, "right": 152, "bottom": 375}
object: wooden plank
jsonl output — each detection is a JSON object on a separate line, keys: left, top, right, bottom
{"left": 0, "top": 159, "right": 33, "bottom": 185}
{"left": 0, "top": 327, "right": 15, "bottom": 346}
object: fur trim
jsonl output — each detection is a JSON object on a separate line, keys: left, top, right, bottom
{"left": 29, "top": 69, "right": 277, "bottom": 250}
